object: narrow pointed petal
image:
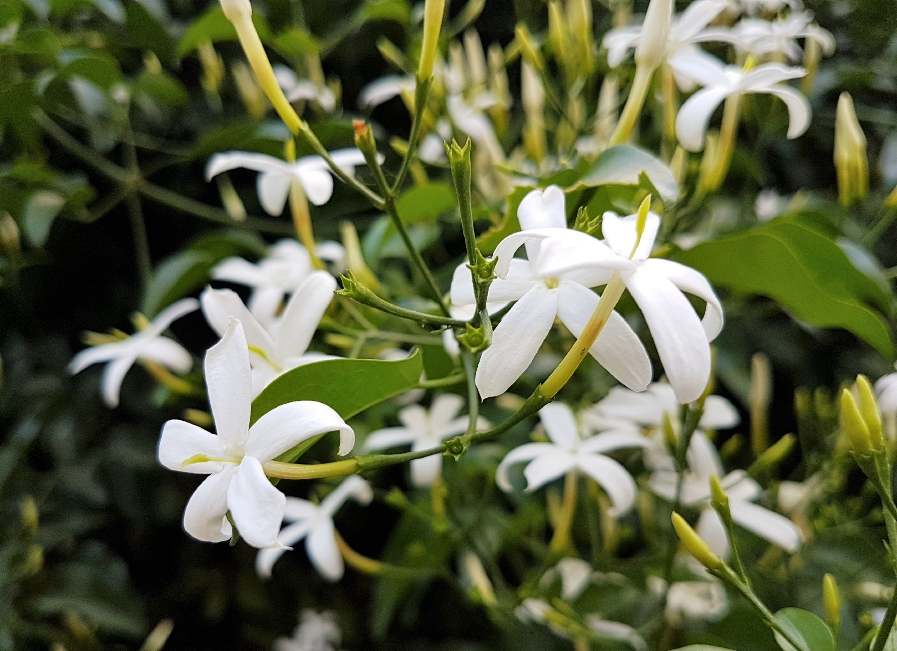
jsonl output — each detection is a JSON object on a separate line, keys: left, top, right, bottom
{"left": 139, "top": 338, "right": 194, "bottom": 373}
{"left": 68, "top": 342, "right": 126, "bottom": 374}
{"left": 579, "top": 431, "right": 650, "bottom": 455}
{"left": 363, "top": 427, "right": 417, "bottom": 451}
{"left": 640, "top": 259, "right": 723, "bottom": 340}
{"left": 205, "top": 319, "right": 252, "bottom": 453}
{"left": 147, "top": 298, "right": 200, "bottom": 335}
{"left": 327, "top": 148, "right": 369, "bottom": 170}
{"left": 487, "top": 260, "right": 541, "bottom": 302}
{"left": 397, "top": 404, "right": 428, "bottom": 432}
{"left": 522, "top": 450, "right": 576, "bottom": 491}
{"left": 730, "top": 500, "right": 803, "bottom": 552}
{"left": 211, "top": 257, "right": 266, "bottom": 287}
{"left": 625, "top": 268, "right": 711, "bottom": 403}
{"left": 601, "top": 211, "right": 661, "bottom": 261}
{"left": 496, "top": 442, "right": 555, "bottom": 491}
{"left": 702, "top": 395, "right": 740, "bottom": 429}
{"left": 206, "top": 152, "right": 293, "bottom": 179}
{"left": 318, "top": 475, "right": 373, "bottom": 516}
{"left": 668, "top": 52, "right": 730, "bottom": 88}
{"left": 740, "top": 63, "right": 806, "bottom": 89}
{"left": 765, "top": 86, "right": 811, "bottom": 140}
{"left": 246, "top": 400, "right": 354, "bottom": 462}
{"left": 158, "top": 419, "right": 227, "bottom": 474}
{"left": 102, "top": 354, "right": 137, "bottom": 407}
{"left": 556, "top": 282, "right": 652, "bottom": 392}
{"left": 256, "top": 520, "right": 313, "bottom": 577}
{"left": 183, "top": 468, "right": 236, "bottom": 543}
{"left": 359, "top": 75, "right": 413, "bottom": 108}
{"left": 686, "top": 432, "right": 725, "bottom": 481}
{"left": 517, "top": 186, "right": 567, "bottom": 231}
{"left": 476, "top": 286, "right": 558, "bottom": 399}
{"left": 537, "top": 403, "right": 578, "bottom": 451}
{"left": 722, "top": 470, "right": 762, "bottom": 502}
{"left": 673, "top": 0, "right": 730, "bottom": 40}
{"left": 297, "top": 168, "right": 335, "bottom": 206}
{"left": 428, "top": 394, "right": 464, "bottom": 428}
{"left": 257, "top": 172, "right": 292, "bottom": 216}
{"left": 530, "top": 232, "right": 633, "bottom": 283}
{"left": 410, "top": 454, "right": 443, "bottom": 487}
{"left": 576, "top": 455, "right": 638, "bottom": 516}
{"left": 696, "top": 506, "right": 730, "bottom": 558}
{"left": 228, "top": 456, "right": 286, "bottom": 548}
{"left": 307, "top": 519, "right": 344, "bottom": 581}
{"left": 200, "top": 287, "right": 277, "bottom": 355}
{"left": 597, "top": 385, "right": 669, "bottom": 426}
{"left": 283, "top": 497, "right": 319, "bottom": 520}
{"left": 675, "top": 87, "right": 732, "bottom": 152}
{"left": 274, "top": 272, "right": 335, "bottom": 358}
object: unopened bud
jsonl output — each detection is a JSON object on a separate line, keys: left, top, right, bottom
{"left": 634, "top": 0, "right": 672, "bottom": 71}
{"left": 418, "top": 0, "right": 446, "bottom": 80}
{"left": 340, "top": 222, "right": 382, "bottom": 292}
{"left": 834, "top": 92, "right": 868, "bottom": 206}
{"left": 232, "top": 61, "right": 266, "bottom": 118}
{"left": 855, "top": 375, "right": 884, "bottom": 450}
{"left": 750, "top": 433, "right": 795, "bottom": 475}
{"left": 0, "top": 213, "right": 20, "bottom": 258}
{"left": 671, "top": 512, "right": 723, "bottom": 570}
{"left": 198, "top": 41, "right": 225, "bottom": 95}
{"left": 840, "top": 387, "right": 872, "bottom": 453}
{"left": 709, "top": 474, "right": 730, "bottom": 516}
{"left": 514, "top": 24, "right": 545, "bottom": 74}
{"left": 823, "top": 573, "right": 841, "bottom": 632}
{"left": 353, "top": 120, "right": 378, "bottom": 160}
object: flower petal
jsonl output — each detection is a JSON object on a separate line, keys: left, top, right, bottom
{"left": 410, "top": 453, "right": 443, "bottom": 487}
{"left": 624, "top": 267, "right": 711, "bottom": 403}
{"left": 765, "top": 85, "right": 811, "bottom": 140}
{"left": 556, "top": 281, "right": 653, "bottom": 392}
{"left": 428, "top": 394, "right": 465, "bottom": 428}
{"left": 139, "top": 337, "right": 194, "bottom": 373}
{"left": 475, "top": 285, "right": 558, "bottom": 399}
{"left": 101, "top": 354, "right": 137, "bottom": 407}
{"left": 245, "top": 400, "right": 354, "bottom": 462}
{"left": 205, "top": 318, "right": 253, "bottom": 453}
{"left": 675, "top": 86, "right": 732, "bottom": 152}
{"left": 183, "top": 467, "right": 236, "bottom": 543}
{"left": 729, "top": 500, "right": 803, "bottom": 552}
{"left": 496, "top": 442, "right": 555, "bottom": 491}
{"left": 158, "top": 419, "right": 226, "bottom": 474}
{"left": 200, "top": 287, "right": 277, "bottom": 358}
{"left": 579, "top": 431, "right": 650, "bottom": 455}
{"left": 296, "top": 167, "right": 335, "bottom": 206}
{"left": 228, "top": 456, "right": 286, "bottom": 548}
{"left": 274, "top": 271, "right": 335, "bottom": 359}
{"left": 68, "top": 342, "right": 126, "bottom": 374}
{"left": 363, "top": 427, "right": 417, "bottom": 451}
{"left": 522, "top": 449, "right": 576, "bottom": 491}
{"left": 537, "top": 402, "right": 578, "bottom": 451}
{"left": 256, "top": 519, "right": 313, "bottom": 578}
{"left": 576, "top": 454, "right": 638, "bottom": 516}
{"left": 517, "top": 186, "right": 567, "bottom": 231}
{"left": 640, "top": 259, "right": 723, "bottom": 340}
{"left": 696, "top": 506, "right": 730, "bottom": 558}
{"left": 206, "top": 152, "right": 293, "bottom": 180}
{"left": 257, "top": 171, "right": 292, "bottom": 216}
{"left": 318, "top": 475, "right": 373, "bottom": 516}
{"left": 600, "top": 211, "right": 661, "bottom": 261}
{"left": 306, "top": 518, "right": 344, "bottom": 581}
{"left": 211, "top": 256, "right": 266, "bottom": 288}
{"left": 701, "top": 395, "right": 740, "bottom": 429}
{"left": 147, "top": 298, "right": 200, "bottom": 336}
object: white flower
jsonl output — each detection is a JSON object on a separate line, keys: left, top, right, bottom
{"left": 496, "top": 402, "right": 648, "bottom": 516}
{"left": 453, "top": 186, "right": 652, "bottom": 399}
{"left": 728, "top": 0, "right": 802, "bottom": 16}
{"left": 273, "top": 64, "right": 337, "bottom": 112}
{"left": 532, "top": 207, "right": 724, "bottom": 403}
{"left": 875, "top": 364, "right": 897, "bottom": 413}
{"left": 256, "top": 475, "right": 372, "bottom": 580}
{"left": 274, "top": 610, "right": 343, "bottom": 651}
{"left": 68, "top": 298, "right": 198, "bottom": 407}
{"left": 731, "top": 13, "right": 835, "bottom": 61}
{"left": 358, "top": 75, "right": 415, "bottom": 108}
{"left": 671, "top": 53, "right": 810, "bottom": 152}
{"left": 647, "top": 576, "right": 728, "bottom": 624}
{"left": 157, "top": 318, "right": 353, "bottom": 548}
{"left": 212, "top": 239, "right": 344, "bottom": 326}
{"left": 206, "top": 148, "right": 369, "bottom": 213}
{"left": 648, "top": 430, "right": 802, "bottom": 558}
{"left": 364, "top": 394, "right": 487, "bottom": 486}
{"left": 539, "top": 558, "right": 594, "bottom": 600}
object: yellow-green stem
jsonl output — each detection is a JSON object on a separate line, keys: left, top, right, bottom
{"left": 699, "top": 93, "right": 741, "bottom": 195}
{"left": 549, "top": 470, "right": 578, "bottom": 552}
{"left": 288, "top": 180, "right": 324, "bottom": 269}
{"left": 264, "top": 458, "right": 359, "bottom": 480}
{"left": 607, "top": 66, "right": 654, "bottom": 147}
{"left": 141, "top": 361, "right": 198, "bottom": 396}
{"left": 334, "top": 530, "right": 384, "bottom": 575}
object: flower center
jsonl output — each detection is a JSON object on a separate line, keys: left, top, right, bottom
{"left": 544, "top": 277, "right": 559, "bottom": 289}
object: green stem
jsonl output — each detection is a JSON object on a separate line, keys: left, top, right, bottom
{"left": 391, "top": 78, "right": 434, "bottom": 194}
{"left": 607, "top": 65, "right": 653, "bottom": 147}
{"left": 123, "top": 126, "right": 152, "bottom": 289}
{"left": 461, "top": 348, "right": 480, "bottom": 437}
{"left": 871, "top": 586, "right": 897, "bottom": 651}
{"left": 337, "top": 275, "right": 460, "bottom": 326}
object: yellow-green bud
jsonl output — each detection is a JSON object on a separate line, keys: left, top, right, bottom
{"left": 514, "top": 24, "right": 546, "bottom": 74}
{"left": 709, "top": 474, "right": 730, "bottom": 514}
{"left": 834, "top": 92, "right": 868, "bottom": 207}
{"left": 671, "top": 512, "right": 723, "bottom": 570}
{"left": 417, "top": 0, "right": 446, "bottom": 80}
{"left": 822, "top": 573, "right": 841, "bottom": 631}
{"left": 840, "top": 388, "right": 872, "bottom": 453}
{"left": 855, "top": 375, "right": 884, "bottom": 450}
{"left": 21, "top": 496, "right": 39, "bottom": 534}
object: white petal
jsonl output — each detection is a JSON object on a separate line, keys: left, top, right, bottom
{"left": 147, "top": 297, "right": 200, "bottom": 335}
{"left": 257, "top": 171, "right": 292, "bottom": 216}
{"left": 696, "top": 506, "right": 730, "bottom": 558}
{"left": 624, "top": 267, "right": 711, "bottom": 403}
{"left": 359, "top": 75, "right": 413, "bottom": 108}
{"left": 640, "top": 259, "right": 724, "bottom": 340}
{"left": 318, "top": 475, "right": 373, "bottom": 516}
{"left": 522, "top": 449, "right": 576, "bottom": 491}
{"left": 765, "top": 86, "right": 811, "bottom": 140}
{"left": 686, "top": 431, "right": 725, "bottom": 481}
{"left": 517, "top": 186, "right": 567, "bottom": 231}
{"left": 877, "top": 373, "right": 897, "bottom": 413}
{"left": 600, "top": 211, "right": 661, "bottom": 261}
{"left": 297, "top": 167, "right": 335, "bottom": 206}
{"left": 496, "top": 442, "right": 555, "bottom": 491}
{"left": 668, "top": 52, "right": 730, "bottom": 89}
{"left": 576, "top": 454, "right": 638, "bottom": 516}
{"left": 701, "top": 395, "right": 740, "bottom": 429}
{"left": 537, "top": 403, "right": 579, "bottom": 451}
{"left": 429, "top": 394, "right": 465, "bottom": 428}
{"left": 228, "top": 456, "right": 286, "bottom": 548}
{"left": 102, "top": 354, "right": 137, "bottom": 407}
{"left": 673, "top": 0, "right": 730, "bottom": 40}
{"left": 675, "top": 86, "right": 733, "bottom": 152}
{"left": 579, "top": 431, "right": 650, "bottom": 455}
{"left": 205, "top": 320, "right": 253, "bottom": 455}
{"left": 740, "top": 63, "right": 806, "bottom": 90}
{"left": 556, "top": 282, "right": 653, "bottom": 392}
{"left": 139, "top": 338, "right": 194, "bottom": 373}
{"left": 327, "top": 148, "right": 369, "bottom": 171}
{"left": 68, "top": 342, "right": 126, "bottom": 375}
{"left": 183, "top": 468, "right": 236, "bottom": 543}
{"left": 729, "top": 500, "right": 803, "bottom": 552}
{"left": 475, "top": 285, "right": 558, "bottom": 399}
{"left": 532, "top": 231, "right": 634, "bottom": 284}
{"left": 158, "top": 419, "right": 226, "bottom": 474}
{"left": 488, "top": 260, "right": 541, "bottom": 302}
{"left": 410, "top": 453, "right": 443, "bottom": 487}
{"left": 274, "top": 272, "right": 335, "bottom": 359}
{"left": 256, "top": 519, "right": 312, "bottom": 578}
{"left": 283, "top": 497, "right": 319, "bottom": 521}
{"left": 206, "top": 152, "right": 293, "bottom": 179}
{"left": 211, "top": 257, "right": 266, "bottom": 288}
{"left": 307, "top": 519, "right": 344, "bottom": 581}
{"left": 200, "top": 287, "right": 277, "bottom": 358}
{"left": 245, "top": 400, "right": 354, "bottom": 463}
{"left": 363, "top": 427, "right": 417, "bottom": 451}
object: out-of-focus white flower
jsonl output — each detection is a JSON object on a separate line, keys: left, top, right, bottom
{"left": 358, "top": 75, "right": 415, "bottom": 108}
{"left": 875, "top": 364, "right": 897, "bottom": 413}
{"left": 728, "top": 0, "right": 802, "bottom": 17}
{"left": 200, "top": 272, "right": 336, "bottom": 396}
{"left": 755, "top": 189, "right": 791, "bottom": 221}
{"left": 256, "top": 475, "right": 372, "bottom": 580}
{"left": 497, "top": 402, "right": 648, "bottom": 516}
{"left": 274, "top": 610, "right": 343, "bottom": 651}
{"left": 364, "top": 394, "right": 488, "bottom": 486}
{"left": 273, "top": 64, "right": 337, "bottom": 112}
{"left": 212, "top": 239, "right": 345, "bottom": 326}
{"left": 206, "top": 148, "right": 369, "bottom": 213}
{"left": 453, "top": 186, "right": 652, "bottom": 399}
{"left": 671, "top": 54, "right": 810, "bottom": 152}
{"left": 157, "top": 319, "right": 354, "bottom": 548}
{"left": 731, "top": 12, "right": 835, "bottom": 61}
{"left": 539, "top": 557, "right": 594, "bottom": 600}
{"left": 585, "top": 616, "right": 647, "bottom": 651}
{"left": 647, "top": 576, "right": 728, "bottom": 624}
{"left": 69, "top": 298, "right": 198, "bottom": 407}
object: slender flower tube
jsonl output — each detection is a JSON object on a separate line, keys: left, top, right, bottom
{"left": 418, "top": 0, "right": 446, "bottom": 80}
{"left": 834, "top": 92, "right": 869, "bottom": 206}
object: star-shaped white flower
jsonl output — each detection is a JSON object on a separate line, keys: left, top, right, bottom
{"left": 206, "top": 148, "right": 369, "bottom": 214}
{"left": 256, "top": 475, "right": 372, "bottom": 580}
{"left": 363, "top": 394, "right": 489, "bottom": 487}
{"left": 68, "top": 298, "right": 199, "bottom": 407}
{"left": 530, "top": 205, "right": 724, "bottom": 403}
{"left": 200, "top": 271, "right": 336, "bottom": 397}
{"left": 358, "top": 75, "right": 415, "bottom": 109}
{"left": 157, "top": 318, "right": 353, "bottom": 548}
{"left": 730, "top": 13, "right": 835, "bottom": 62}
{"left": 212, "top": 239, "right": 344, "bottom": 326}
{"left": 496, "top": 402, "right": 648, "bottom": 516}
{"left": 452, "top": 186, "right": 652, "bottom": 399}
{"left": 671, "top": 53, "right": 810, "bottom": 152}
{"left": 273, "top": 64, "right": 336, "bottom": 112}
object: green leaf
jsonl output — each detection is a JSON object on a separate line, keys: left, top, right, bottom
{"left": 250, "top": 351, "right": 424, "bottom": 423}
{"left": 674, "top": 219, "right": 895, "bottom": 358}
{"left": 362, "top": 0, "right": 410, "bottom": 23}
{"left": 134, "top": 70, "right": 189, "bottom": 106}
{"left": 176, "top": 7, "right": 271, "bottom": 57}
{"left": 579, "top": 144, "right": 678, "bottom": 205}
{"left": 123, "top": 0, "right": 173, "bottom": 61}
{"left": 272, "top": 27, "right": 319, "bottom": 56}
{"left": 772, "top": 608, "right": 835, "bottom": 651}
{"left": 142, "top": 250, "right": 215, "bottom": 317}
{"left": 22, "top": 190, "right": 64, "bottom": 246}
{"left": 395, "top": 182, "right": 456, "bottom": 223}
{"left": 475, "top": 185, "right": 533, "bottom": 255}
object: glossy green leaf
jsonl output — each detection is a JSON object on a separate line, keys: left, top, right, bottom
{"left": 396, "top": 182, "right": 455, "bottom": 223}
{"left": 674, "top": 219, "right": 895, "bottom": 358}
{"left": 176, "top": 7, "right": 271, "bottom": 57}
{"left": 22, "top": 190, "right": 64, "bottom": 246}
{"left": 251, "top": 350, "right": 424, "bottom": 423}
{"left": 272, "top": 27, "right": 319, "bottom": 56}
{"left": 772, "top": 608, "right": 835, "bottom": 651}
{"left": 579, "top": 144, "right": 678, "bottom": 205}
{"left": 134, "top": 70, "right": 189, "bottom": 106}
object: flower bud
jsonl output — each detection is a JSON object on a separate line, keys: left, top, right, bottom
{"left": 840, "top": 387, "right": 872, "bottom": 453}
{"left": 834, "top": 92, "right": 868, "bottom": 206}
{"left": 823, "top": 573, "right": 841, "bottom": 632}
{"left": 418, "top": 0, "right": 446, "bottom": 80}
{"left": 671, "top": 512, "right": 723, "bottom": 570}
{"left": 634, "top": 0, "right": 672, "bottom": 72}
{"left": 21, "top": 496, "right": 38, "bottom": 534}
{"left": 220, "top": 0, "right": 251, "bottom": 22}
{"left": 514, "top": 24, "right": 546, "bottom": 74}
{"left": 855, "top": 375, "right": 884, "bottom": 450}
{"left": 709, "top": 474, "right": 730, "bottom": 516}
